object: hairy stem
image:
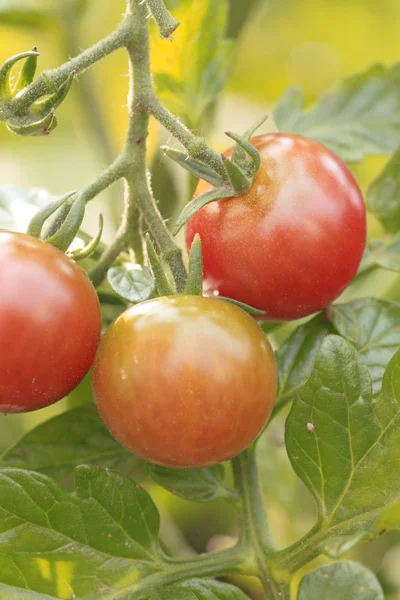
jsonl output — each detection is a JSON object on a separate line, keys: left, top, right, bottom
{"left": 145, "top": 93, "right": 227, "bottom": 179}
{"left": 146, "top": 0, "right": 180, "bottom": 39}
{"left": 0, "top": 17, "right": 133, "bottom": 121}
{"left": 122, "top": 0, "right": 187, "bottom": 292}
{"left": 232, "top": 449, "right": 282, "bottom": 599}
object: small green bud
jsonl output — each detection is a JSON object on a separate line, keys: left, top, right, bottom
{"left": 7, "top": 109, "right": 57, "bottom": 137}
{"left": 0, "top": 50, "right": 39, "bottom": 100}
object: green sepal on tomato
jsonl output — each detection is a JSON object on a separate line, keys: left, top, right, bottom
{"left": 0, "top": 231, "right": 101, "bottom": 413}
{"left": 185, "top": 133, "right": 366, "bottom": 321}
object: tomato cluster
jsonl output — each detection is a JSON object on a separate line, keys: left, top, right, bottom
{"left": 1, "top": 134, "right": 366, "bottom": 469}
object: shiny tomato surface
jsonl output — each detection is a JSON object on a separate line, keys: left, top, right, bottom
{"left": 0, "top": 231, "right": 101, "bottom": 412}
{"left": 92, "top": 295, "right": 277, "bottom": 469}
{"left": 186, "top": 133, "right": 366, "bottom": 321}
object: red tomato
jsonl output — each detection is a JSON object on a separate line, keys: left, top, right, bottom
{"left": 0, "top": 231, "right": 101, "bottom": 412}
{"left": 186, "top": 134, "right": 366, "bottom": 321}
{"left": 92, "top": 296, "right": 277, "bottom": 469}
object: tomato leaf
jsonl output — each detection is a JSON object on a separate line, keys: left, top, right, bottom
{"left": 274, "top": 63, "right": 400, "bottom": 162}
{"left": 151, "top": 0, "right": 234, "bottom": 130}
{"left": 108, "top": 264, "right": 155, "bottom": 303}
{"left": 367, "top": 146, "right": 400, "bottom": 234}
{"left": 152, "top": 464, "right": 237, "bottom": 503}
{"left": 0, "top": 405, "right": 150, "bottom": 489}
{"left": 274, "top": 314, "right": 334, "bottom": 412}
{"left": 322, "top": 532, "right": 368, "bottom": 559}
{"left": 286, "top": 335, "right": 400, "bottom": 538}
{"left": 0, "top": 466, "right": 160, "bottom": 598}
{"left": 297, "top": 561, "right": 384, "bottom": 600}
{"left": 160, "top": 579, "right": 249, "bottom": 599}
{"left": 358, "top": 233, "right": 400, "bottom": 274}
{"left": 331, "top": 298, "right": 400, "bottom": 394}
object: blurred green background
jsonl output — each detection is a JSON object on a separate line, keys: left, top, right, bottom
{"left": 1, "top": 0, "right": 400, "bottom": 597}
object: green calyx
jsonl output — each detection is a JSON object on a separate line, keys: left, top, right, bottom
{"left": 172, "top": 114, "right": 269, "bottom": 235}
{"left": 0, "top": 50, "right": 39, "bottom": 100}
{"left": 0, "top": 49, "right": 75, "bottom": 137}
{"left": 26, "top": 190, "right": 87, "bottom": 254}
{"left": 69, "top": 214, "right": 104, "bottom": 261}
{"left": 183, "top": 234, "right": 203, "bottom": 296}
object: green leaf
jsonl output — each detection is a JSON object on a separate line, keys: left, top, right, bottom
{"left": 0, "top": 405, "right": 149, "bottom": 490}
{"left": 151, "top": 0, "right": 233, "bottom": 130}
{"left": 298, "top": 561, "right": 384, "bottom": 600}
{"left": 286, "top": 336, "right": 400, "bottom": 536}
{"left": 108, "top": 264, "right": 155, "bottom": 303}
{"left": 359, "top": 233, "right": 400, "bottom": 274}
{"left": 160, "top": 579, "right": 249, "bottom": 599}
{"left": 274, "top": 64, "right": 400, "bottom": 162}
{"left": 275, "top": 314, "right": 334, "bottom": 406}
{"left": 331, "top": 298, "right": 400, "bottom": 394}
{"left": 322, "top": 532, "right": 368, "bottom": 559}
{"left": 152, "top": 464, "right": 237, "bottom": 503}
{"left": 367, "top": 146, "right": 400, "bottom": 233}
{"left": 0, "top": 466, "right": 160, "bottom": 598}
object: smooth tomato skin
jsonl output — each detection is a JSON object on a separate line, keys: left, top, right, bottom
{"left": 186, "top": 133, "right": 366, "bottom": 321}
{"left": 0, "top": 231, "right": 101, "bottom": 412}
{"left": 92, "top": 296, "right": 277, "bottom": 469}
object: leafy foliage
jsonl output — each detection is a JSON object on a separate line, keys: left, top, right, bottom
{"left": 152, "top": 464, "right": 237, "bottom": 503}
{"left": 331, "top": 298, "right": 400, "bottom": 394}
{"left": 0, "top": 466, "right": 160, "bottom": 598}
{"left": 367, "top": 146, "right": 400, "bottom": 234}
{"left": 0, "top": 405, "right": 150, "bottom": 489}
{"left": 286, "top": 336, "right": 400, "bottom": 537}
{"left": 108, "top": 264, "right": 155, "bottom": 303}
{"left": 160, "top": 579, "right": 249, "bottom": 599}
{"left": 298, "top": 561, "right": 384, "bottom": 600}
{"left": 274, "top": 63, "right": 400, "bottom": 162}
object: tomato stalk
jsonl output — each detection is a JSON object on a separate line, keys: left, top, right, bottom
{"left": 232, "top": 448, "right": 283, "bottom": 599}
{"left": 146, "top": 0, "right": 180, "bottom": 40}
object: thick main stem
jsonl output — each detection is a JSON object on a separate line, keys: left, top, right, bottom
{"left": 232, "top": 449, "right": 282, "bottom": 599}
{"left": 122, "top": 0, "right": 187, "bottom": 292}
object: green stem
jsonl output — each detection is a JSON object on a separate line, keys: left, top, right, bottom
{"left": 0, "top": 16, "right": 133, "bottom": 121}
{"left": 145, "top": 93, "right": 227, "bottom": 179}
{"left": 273, "top": 524, "right": 326, "bottom": 575}
{"left": 102, "top": 544, "right": 248, "bottom": 600}
{"left": 122, "top": 0, "right": 187, "bottom": 292}
{"left": 146, "top": 0, "right": 180, "bottom": 39}
{"left": 232, "top": 448, "right": 281, "bottom": 599}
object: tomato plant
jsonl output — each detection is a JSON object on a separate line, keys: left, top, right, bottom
{"left": 186, "top": 133, "right": 367, "bottom": 321}
{"left": 92, "top": 295, "right": 277, "bottom": 468}
{"left": 0, "top": 231, "right": 101, "bottom": 412}
{"left": 0, "top": 1, "right": 400, "bottom": 599}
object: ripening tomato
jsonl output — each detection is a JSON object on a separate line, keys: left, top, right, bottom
{"left": 186, "top": 133, "right": 366, "bottom": 321}
{"left": 0, "top": 231, "right": 101, "bottom": 412}
{"left": 92, "top": 295, "right": 277, "bottom": 469}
